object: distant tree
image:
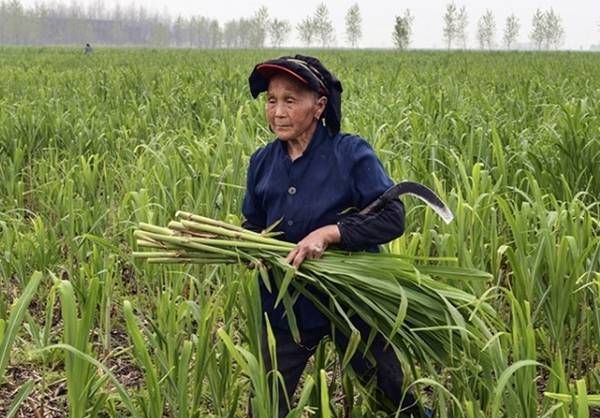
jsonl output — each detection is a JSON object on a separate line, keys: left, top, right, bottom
{"left": 123, "top": 2, "right": 136, "bottom": 21}
{"left": 268, "top": 18, "right": 290, "bottom": 48}
{"left": 296, "top": 16, "right": 315, "bottom": 46}
{"left": 530, "top": 8, "right": 564, "bottom": 50}
{"left": 544, "top": 9, "right": 564, "bottom": 49}
{"left": 245, "top": 18, "right": 257, "bottom": 47}
{"left": 313, "top": 3, "right": 334, "bottom": 47}
{"left": 137, "top": 5, "right": 147, "bottom": 23}
{"left": 249, "top": 6, "right": 269, "bottom": 48}
{"left": 222, "top": 19, "right": 238, "bottom": 48}
{"left": 173, "top": 15, "right": 185, "bottom": 47}
{"left": 87, "top": 0, "right": 106, "bottom": 20}
{"left": 456, "top": 6, "right": 468, "bottom": 48}
{"left": 220, "top": 17, "right": 255, "bottom": 48}
{"left": 392, "top": 9, "right": 413, "bottom": 50}
{"left": 443, "top": 2, "right": 458, "bottom": 49}
{"left": 149, "top": 13, "right": 170, "bottom": 46}
{"left": 109, "top": 3, "right": 126, "bottom": 45}
{"left": 476, "top": 9, "right": 496, "bottom": 49}
{"left": 194, "top": 16, "right": 213, "bottom": 48}
{"left": 188, "top": 17, "right": 198, "bottom": 46}
{"left": 208, "top": 19, "right": 221, "bottom": 48}
{"left": 345, "top": 3, "right": 362, "bottom": 48}
{"left": 503, "top": 14, "right": 519, "bottom": 49}
{"left": 0, "top": 2, "right": 6, "bottom": 43}
{"left": 530, "top": 8, "right": 546, "bottom": 49}
{"left": 4, "top": 0, "right": 25, "bottom": 44}
{"left": 476, "top": 22, "right": 485, "bottom": 49}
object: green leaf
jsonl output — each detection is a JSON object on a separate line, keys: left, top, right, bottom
{"left": 5, "top": 380, "right": 34, "bottom": 418}
{"left": 0, "top": 272, "right": 42, "bottom": 381}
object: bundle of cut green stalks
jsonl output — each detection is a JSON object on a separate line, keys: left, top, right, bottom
{"left": 134, "top": 211, "right": 499, "bottom": 375}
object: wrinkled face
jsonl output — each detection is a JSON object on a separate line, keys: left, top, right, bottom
{"left": 265, "top": 74, "right": 327, "bottom": 142}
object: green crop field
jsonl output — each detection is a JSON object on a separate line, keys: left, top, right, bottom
{"left": 0, "top": 48, "right": 598, "bottom": 418}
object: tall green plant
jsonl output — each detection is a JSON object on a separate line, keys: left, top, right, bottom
{"left": 59, "top": 277, "right": 102, "bottom": 418}
{"left": 0, "top": 272, "right": 42, "bottom": 416}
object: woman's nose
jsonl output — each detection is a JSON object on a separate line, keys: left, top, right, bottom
{"left": 273, "top": 103, "right": 286, "bottom": 117}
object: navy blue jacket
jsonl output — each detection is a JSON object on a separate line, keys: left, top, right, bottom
{"left": 242, "top": 123, "right": 404, "bottom": 330}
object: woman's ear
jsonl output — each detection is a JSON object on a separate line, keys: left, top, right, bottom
{"left": 316, "top": 96, "right": 328, "bottom": 119}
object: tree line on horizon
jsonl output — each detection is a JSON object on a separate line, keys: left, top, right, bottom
{"left": 0, "top": 0, "right": 586, "bottom": 50}
{"left": 436, "top": 3, "right": 566, "bottom": 50}
{"left": 394, "top": 3, "right": 567, "bottom": 50}
{"left": 8, "top": 1, "right": 329, "bottom": 48}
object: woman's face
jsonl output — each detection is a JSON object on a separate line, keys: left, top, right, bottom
{"left": 265, "top": 74, "right": 327, "bottom": 143}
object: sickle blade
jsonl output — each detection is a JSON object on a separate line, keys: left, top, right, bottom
{"left": 360, "top": 181, "right": 454, "bottom": 224}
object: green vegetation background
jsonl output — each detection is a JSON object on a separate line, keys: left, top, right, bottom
{"left": 0, "top": 48, "right": 598, "bottom": 417}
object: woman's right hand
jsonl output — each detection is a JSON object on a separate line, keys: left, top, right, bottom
{"left": 285, "top": 225, "right": 340, "bottom": 269}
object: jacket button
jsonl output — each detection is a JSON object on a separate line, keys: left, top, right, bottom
{"left": 288, "top": 186, "right": 297, "bottom": 195}
{"left": 287, "top": 220, "right": 294, "bottom": 226}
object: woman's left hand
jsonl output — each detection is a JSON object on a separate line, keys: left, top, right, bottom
{"left": 286, "top": 225, "right": 341, "bottom": 269}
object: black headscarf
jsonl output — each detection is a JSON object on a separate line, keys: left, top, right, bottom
{"left": 248, "top": 54, "right": 343, "bottom": 135}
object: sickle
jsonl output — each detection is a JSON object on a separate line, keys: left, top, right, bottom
{"left": 359, "top": 181, "right": 454, "bottom": 224}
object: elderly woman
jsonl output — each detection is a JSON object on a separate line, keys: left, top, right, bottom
{"left": 243, "top": 55, "right": 429, "bottom": 418}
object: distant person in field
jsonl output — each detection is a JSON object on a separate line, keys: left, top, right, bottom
{"left": 84, "top": 43, "right": 93, "bottom": 55}
{"left": 243, "top": 55, "right": 432, "bottom": 418}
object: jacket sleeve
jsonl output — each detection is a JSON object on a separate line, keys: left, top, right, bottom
{"left": 347, "top": 138, "right": 395, "bottom": 208}
{"left": 337, "top": 197, "right": 405, "bottom": 251}
{"left": 242, "top": 220, "right": 264, "bottom": 233}
{"left": 336, "top": 138, "right": 404, "bottom": 251}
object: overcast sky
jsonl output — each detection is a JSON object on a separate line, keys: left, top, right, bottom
{"left": 20, "top": 0, "right": 600, "bottom": 49}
